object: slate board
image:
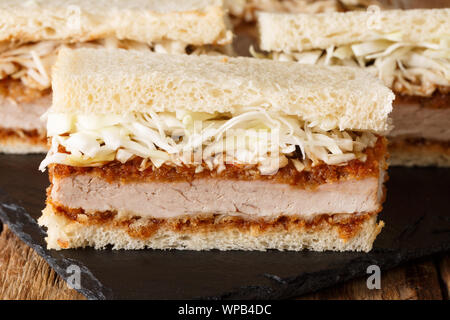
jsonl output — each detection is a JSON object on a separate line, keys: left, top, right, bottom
{"left": 0, "top": 154, "right": 449, "bottom": 299}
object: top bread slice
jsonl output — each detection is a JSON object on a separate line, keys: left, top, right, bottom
{"left": 258, "top": 9, "right": 450, "bottom": 52}
{"left": 51, "top": 48, "right": 393, "bottom": 132}
{"left": 0, "top": 0, "right": 231, "bottom": 46}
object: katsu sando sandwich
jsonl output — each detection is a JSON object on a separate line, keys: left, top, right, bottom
{"left": 0, "top": 0, "right": 231, "bottom": 154}
{"left": 256, "top": 9, "right": 450, "bottom": 166}
{"left": 39, "top": 48, "right": 393, "bottom": 251}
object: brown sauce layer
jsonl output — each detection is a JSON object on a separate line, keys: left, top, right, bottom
{"left": 389, "top": 137, "right": 450, "bottom": 154}
{"left": 49, "top": 201, "right": 379, "bottom": 242}
{"left": 49, "top": 137, "right": 387, "bottom": 187}
{"left": 0, "top": 127, "right": 47, "bottom": 145}
{"left": 394, "top": 90, "right": 450, "bottom": 109}
{"left": 0, "top": 78, "right": 50, "bottom": 102}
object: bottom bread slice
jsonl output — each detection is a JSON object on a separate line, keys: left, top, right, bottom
{"left": 389, "top": 138, "right": 450, "bottom": 167}
{"left": 0, "top": 129, "right": 48, "bottom": 154}
{"left": 39, "top": 204, "right": 384, "bottom": 252}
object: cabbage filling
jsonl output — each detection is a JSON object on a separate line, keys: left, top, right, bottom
{"left": 40, "top": 108, "right": 377, "bottom": 174}
{"left": 0, "top": 39, "right": 227, "bottom": 91}
{"left": 254, "top": 36, "right": 450, "bottom": 96}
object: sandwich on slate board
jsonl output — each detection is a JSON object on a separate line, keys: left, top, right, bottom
{"left": 256, "top": 8, "right": 450, "bottom": 167}
{"left": 39, "top": 48, "right": 393, "bottom": 251}
{"left": 0, "top": 0, "right": 231, "bottom": 154}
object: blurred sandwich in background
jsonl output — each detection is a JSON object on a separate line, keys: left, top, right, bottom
{"left": 0, "top": 0, "right": 232, "bottom": 154}
{"left": 255, "top": 8, "right": 450, "bottom": 166}
{"left": 226, "top": 0, "right": 388, "bottom": 24}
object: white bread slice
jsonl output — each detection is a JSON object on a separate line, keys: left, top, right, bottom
{"left": 0, "top": 137, "right": 48, "bottom": 154}
{"left": 389, "top": 141, "right": 450, "bottom": 167}
{"left": 0, "top": 0, "right": 231, "bottom": 46}
{"left": 39, "top": 205, "right": 384, "bottom": 252}
{"left": 51, "top": 48, "right": 394, "bottom": 132}
{"left": 258, "top": 9, "right": 450, "bottom": 52}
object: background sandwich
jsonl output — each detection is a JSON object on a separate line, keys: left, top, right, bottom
{"left": 226, "top": 0, "right": 386, "bottom": 24}
{"left": 256, "top": 8, "right": 450, "bottom": 166}
{"left": 39, "top": 48, "right": 393, "bottom": 252}
{"left": 0, "top": 0, "right": 232, "bottom": 154}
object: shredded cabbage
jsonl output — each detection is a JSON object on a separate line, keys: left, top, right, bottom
{"left": 263, "top": 37, "right": 450, "bottom": 96}
{"left": 0, "top": 38, "right": 226, "bottom": 91}
{"left": 40, "top": 108, "right": 377, "bottom": 174}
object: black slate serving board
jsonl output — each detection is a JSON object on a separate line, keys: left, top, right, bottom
{"left": 0, "top": 154, "right": 449, "bottom": 299}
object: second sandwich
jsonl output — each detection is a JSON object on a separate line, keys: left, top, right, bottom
{"left": 0, "top": 0, "right": 231, "bottom": 154}
{"left": 257, "top": 9, "right": 450, "bottom": 166}
{"left": 39, "top": 48, "right": 393, "bottom": 251}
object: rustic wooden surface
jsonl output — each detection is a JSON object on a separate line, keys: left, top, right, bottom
{"left": 0, "top": 222, "right": 448, "bottom": 300}
{"left": 301, "top": 256, "right": 448, "bottom": 300}
{"left": 0, "top": 224, "right": 84, "bottom": 300}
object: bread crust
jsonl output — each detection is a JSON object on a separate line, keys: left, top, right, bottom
{"left": 389, "top": 138, "right": 450, "bottom": 167}
{"left": 50, "top": 48, "right": 394, "bottom": 132}
{"left": 0, "top": 128, "right": 48, "bottom": 154}
{"left": 0, "top": 0, "right": 231, "bottom": 46}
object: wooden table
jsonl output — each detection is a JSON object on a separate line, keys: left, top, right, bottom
{"left": 0, "top": 222, "right": 448, "bottom": 300}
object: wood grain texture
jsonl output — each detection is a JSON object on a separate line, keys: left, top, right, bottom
{"left": 1, "top": 218, "right": 447, "bottom": 300}
{"left": 300, "top": 258, "right": 444, "bottom": 300}
{"left": 439, "top": 254, "right": 450, "bottom": 299}
{"left": 0, "top": 224, "right": 84, "bottom": 300}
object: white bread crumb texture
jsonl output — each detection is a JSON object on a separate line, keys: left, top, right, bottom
{"left": 0, "top": 136, "right": 48, "bottom": 154}
{"left": 258, "top": 9, "right": 450, "bottom": 52}
{"left": 51, "top": 48, "right": 394, "bottom": 132}
{"left": 0, "top": 0, "right": 230, "bottom": 46}
{"left": 39, "top": 206, "right": 383, "bottom": 252}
